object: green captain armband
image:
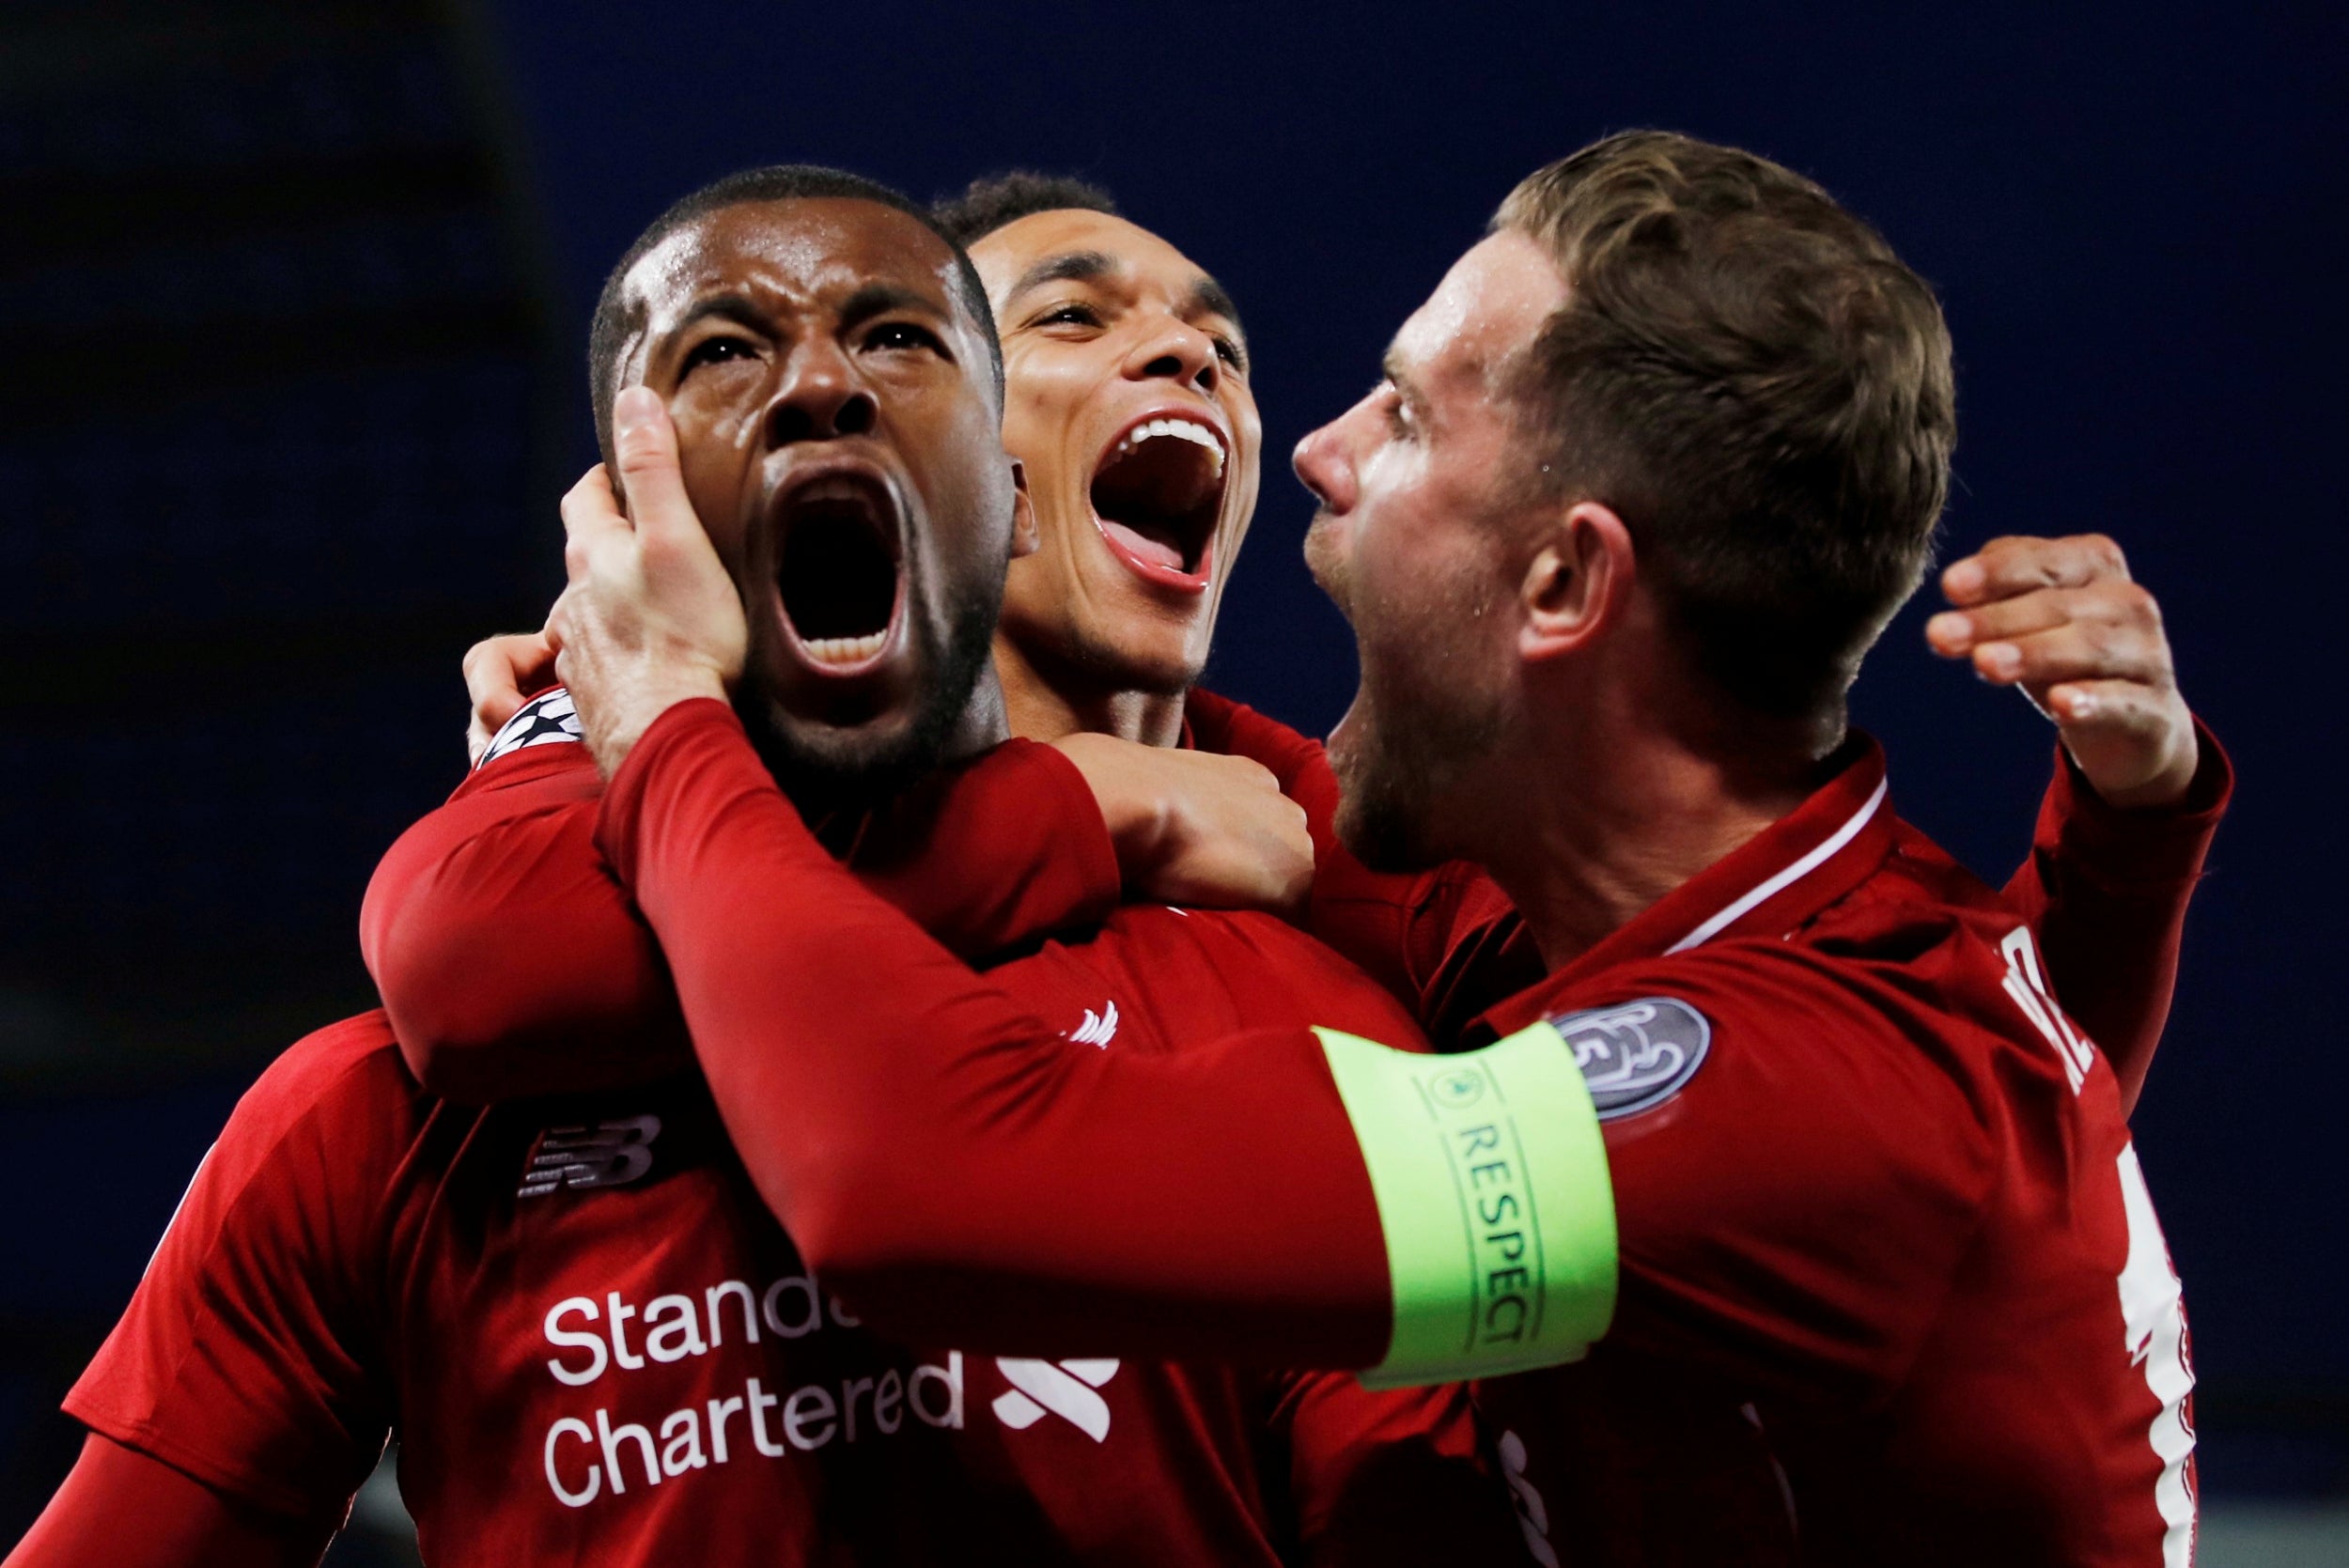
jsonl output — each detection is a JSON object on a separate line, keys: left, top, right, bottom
{"left": 1315, "top": 1021, "right": 1616, "bottom": 1389}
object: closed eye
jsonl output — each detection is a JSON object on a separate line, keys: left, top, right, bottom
{"left": 1030, "top": 303, "right": 1104, "bottom": 331}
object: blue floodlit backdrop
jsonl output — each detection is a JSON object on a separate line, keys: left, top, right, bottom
{"left": 2, "top": 0, "right": 2341, "bottom": 1549}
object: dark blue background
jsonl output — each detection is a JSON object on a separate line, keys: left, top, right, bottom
{"left": 3, "top": 0, "right": 2341, "bottom": 1530}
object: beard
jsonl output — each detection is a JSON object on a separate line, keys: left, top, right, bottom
{"left": 1330, "top": 638, "right": 1508, "bottom": 876}
{"left": 733, "top": 573, "right": 1002, "bottom": 814}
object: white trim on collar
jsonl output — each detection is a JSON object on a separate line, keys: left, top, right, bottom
{"left": 1663, "top": 776, "right": 1890, "bottom": 955}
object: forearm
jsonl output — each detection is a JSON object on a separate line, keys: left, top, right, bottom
{"left": 603, "top": 702, "right": 1393, "bottom": 1362}
{"left": 2005, "top": 720, "right": 2232, "bottom": 1112}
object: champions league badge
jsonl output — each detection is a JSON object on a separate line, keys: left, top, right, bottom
{"left": 478, "top": 687, "right": 583, "bottom": 768}
{"left": 1546, "top": 998, "right": 1710, "bottom": 1120}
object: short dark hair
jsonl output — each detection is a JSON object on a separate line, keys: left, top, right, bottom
{"left": 931, "top": 171, "right": 1119, "bottom": 248}
{"left": 586, "top": 164, "right": 1002, "bottom": 468}
{"left": 1496, "top": 131, "right": 1956, "bottom": 727}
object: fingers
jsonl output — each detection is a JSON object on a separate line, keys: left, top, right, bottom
{"left": 1940, "top": 534, "right": 2129, "bottom": 607}
{"left": 560, "top": 464, "right": 624, "bottom": 584}
{"left": 1965, "top": 616, "right": 2173, "bottom": 692}
{"left": 609, "top": 388, "right": 699, "bottom": 548}
{"left": 1927, "top": 579, "right": 2166, "bottom": 681}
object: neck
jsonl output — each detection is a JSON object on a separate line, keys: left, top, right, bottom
{"left": 992, "top": 631, "right": 1187, "bottom": 748}
{"left": 1468, "top": 697, "right": 1824, "bottom": 973}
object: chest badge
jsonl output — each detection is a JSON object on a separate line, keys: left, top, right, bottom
{"left": 1547, "top": 999, "right": 1710, "bottom": 1120}
{"left": 519, "top": 1114, "right": 662, "bottom": 1198}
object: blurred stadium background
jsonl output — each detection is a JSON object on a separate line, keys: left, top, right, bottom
{"left": 1, "top": 1, "right": 2340, "bottom": 1561}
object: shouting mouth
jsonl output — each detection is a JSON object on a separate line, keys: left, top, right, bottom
{"left": 772, "top": 468, "right": 905, "bottom": 675}
{"left": 1089, "top": 411, "right": 1228, "bottom": 592}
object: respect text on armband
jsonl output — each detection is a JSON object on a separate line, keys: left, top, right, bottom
{"left": 1416, "top": 1063, "right": 1551, "bottom": 1354}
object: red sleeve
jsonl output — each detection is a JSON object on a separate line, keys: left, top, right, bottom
{"left": 4, "top": 1434, "right": 337, "bottom": 1568}
{"left": 62, "top": 1017, "right": 409, "bottom": 1526}
{"left": 1999, "top": 721, "right": 2232, "bottom": 1115}
{"left": 1185, "top": 689, "right": 1532, "bottom": 1034}
{"left": 1268, "top": 1373, "right": 1531, "bottom": 1567}
{"left": 603, "top": 702, "right": 2002, "bottom": 1400}
{"left": 361, "top": 690, "right": 1122, "bottom": 1102}
{"left": 600, "top": 699, "right": 1393, "bottom": 1365}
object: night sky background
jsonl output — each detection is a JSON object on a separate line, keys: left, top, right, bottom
{"left": 3, "top": 0, "right": 2342, "bottom": 1547}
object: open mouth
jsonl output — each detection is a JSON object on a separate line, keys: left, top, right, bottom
{"left": 774, "top": 473, "right": 904, "bottom": 670}
{"left": 1089, "top": 413, "right": 1227, "bottom": 590}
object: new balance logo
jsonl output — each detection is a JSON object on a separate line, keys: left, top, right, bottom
{"left": 992, "top": 1358, "right": 1119, "bottom": 1441}
{"left": 519, "top": 1115, "right": 661, "bottom": 1198}
{"left": 1066, "top": 1001, "right": 1119, "bottom": 1048}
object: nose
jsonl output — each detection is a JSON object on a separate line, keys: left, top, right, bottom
{"left": 1125, "top": 317, "right": 1221, "bottom": 398}
{"left": 766, "top": 338, "right": 878, "bottom": 447}
{"left": 1292, "top": 413, "right": 1356, "bottom": 515}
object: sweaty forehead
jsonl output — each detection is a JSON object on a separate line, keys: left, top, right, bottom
{"left": 627, "top": 197, "right": 960, "bottom": 325}
{"left": 1393, "top": 229, "right": 1567, "bottom": 394}
{"left": 971, "top": 209, "right": 1216, "bottom": 306}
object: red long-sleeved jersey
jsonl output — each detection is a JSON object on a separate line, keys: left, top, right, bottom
{"left": 582, "top": 699, "right": 2218, "bottom": 1566}
{"left": 1181, "top": 689, "right": 2230, "bottom": 1113}
{"left": 62, "top": 701, "right": 1527, "bottom": 1566}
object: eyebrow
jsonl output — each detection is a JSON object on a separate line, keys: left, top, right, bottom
{"left": 836, "top": 280, "right": 950, "bottom": 334}
{"left": 1187, "top": 275, "right": 1242, "bottom": 333}
{"left": 1006, "top": 250, "right": 1119, "bottom": 300}
{"left": 669, "top": 292, "right": 770, "bottom": 339}
{"left": 1380, "top": 346, "right": 1426, "bottom": 418}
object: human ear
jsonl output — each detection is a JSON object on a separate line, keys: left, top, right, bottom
{"left": 1008, "top": 458, "right": 1040, "bottom": 559}
{"left": 1518, "top": 502, "right": 1633, "bottom": 660}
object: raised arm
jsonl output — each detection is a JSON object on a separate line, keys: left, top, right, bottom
{"left": 1926, "top": 533, "right": 2231, "bottom": 1110}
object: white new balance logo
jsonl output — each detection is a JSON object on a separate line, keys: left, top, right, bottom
{"left": 1066, "top": 1001, "right": 1119, "bottom": 1048}
{"left": 992, "top": 1358, "right": 1119, "bottom": 1441}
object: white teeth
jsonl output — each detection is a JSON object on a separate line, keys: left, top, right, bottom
{"left": 1112, "top": 417, "right": 1224, "bottom": 476}
{"left": 804, "top": 632, "right": 886, "bottom": 665}
{"left": 796, "top": 475, "right": 873, "bottom": 505}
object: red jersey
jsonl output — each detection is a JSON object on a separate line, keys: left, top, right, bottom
{"left": 68, "top": 706, "right": 1526, "bottom": 1566}
{"left": 578, "top": 700, "right": 2217, "bottom": 1566}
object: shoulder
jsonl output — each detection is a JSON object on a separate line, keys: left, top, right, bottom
{"left": 197, "top": 1011, "right": 435, "bottom": 1220}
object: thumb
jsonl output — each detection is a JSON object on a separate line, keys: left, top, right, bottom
{"left": 611, "top": 386, "right": 695, "bottom": 544}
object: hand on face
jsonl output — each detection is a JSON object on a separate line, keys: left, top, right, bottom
{"left": 1926, "top": 533, "right": 2199, "bottom": 809}
{"left": 1050, "top": 731, "right": 1312, "bottom": 912}
{"left": 548, "top": 388, "right": 748, "bottom": 777}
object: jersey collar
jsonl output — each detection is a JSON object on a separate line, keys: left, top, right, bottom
{"left": 1474, "top": 735, "right": 1897, "bottom": 1039}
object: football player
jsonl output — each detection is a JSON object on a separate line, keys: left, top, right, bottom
{"left": 534, "top": 133, "right": 2225, "bottom": 1565}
